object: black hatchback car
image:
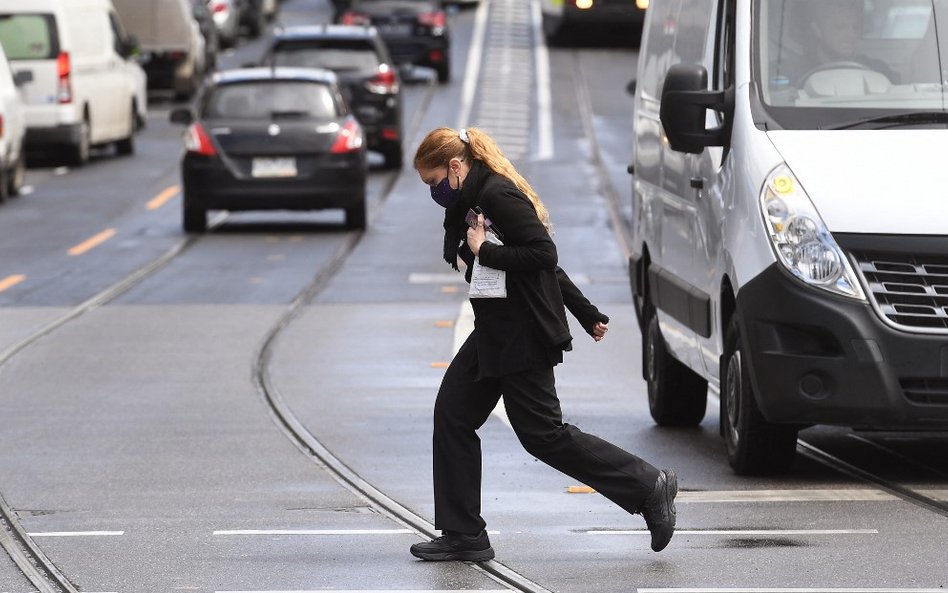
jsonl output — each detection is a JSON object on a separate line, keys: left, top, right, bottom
{"left": 339, "top": 0, "right": 451, "bottom": 83}
{"left": 263, "top": 25, "right": 404, "bottom": 169}
{"left": 169, "top": 68, "right": 368, "bottom": 232}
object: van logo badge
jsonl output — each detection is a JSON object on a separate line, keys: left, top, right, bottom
{"left": 268, "top": 124, "right": 281, "bottom": 136}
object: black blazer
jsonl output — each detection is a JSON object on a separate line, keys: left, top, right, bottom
{"left": 456, "top": 162, "right": 608, "bottom": 355}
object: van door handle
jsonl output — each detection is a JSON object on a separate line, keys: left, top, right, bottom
{"left": 690, "top": 177, "right": 704, "bottom": 189}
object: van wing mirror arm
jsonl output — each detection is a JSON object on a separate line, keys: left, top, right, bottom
{"left": 660, "top": 85, "right": 735, "bottom": 153}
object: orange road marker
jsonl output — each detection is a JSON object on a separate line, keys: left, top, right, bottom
{"left": 441, "top": 286, "right": 459, "bottom": 293}
{"left": 567, "top": 485, "right": 597, "bottom": 494}
{"left": 68, "top": 228, "right": 117, "bottom": 256}
{"left": 430, "top": 362, "right": 450, "bottom": 368}
{"left": 434, "top": 320, "right": 454, "bottom": 328}
{"left": 0, "top": 275, "right": 25, "bottom": 293}
{"left": 145, "top": 185, "right": 180, "bottom": 210}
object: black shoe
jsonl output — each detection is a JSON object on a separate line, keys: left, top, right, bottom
{"left": 409, "top": 530, "right": 495, "bottom": 562}
{"left": 641, "top": 469, "right": 678, "bottom": 552}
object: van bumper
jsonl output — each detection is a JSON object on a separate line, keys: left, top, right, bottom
{"left": 24, "top": 123, "right": 82, "bottom": 149}
{"left": 737, "top": 263, "right": 948, "bottom": 429}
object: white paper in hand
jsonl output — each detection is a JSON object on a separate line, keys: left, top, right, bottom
{"left": 469, "top": 232, "right": 506, "bottom": 298}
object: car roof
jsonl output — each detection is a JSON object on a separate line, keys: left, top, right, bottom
{"left": 211, "top": 67, "right": 338, "bottom": 86}
{"left": 272, "top": 24, "right": 380, "bottom": 41}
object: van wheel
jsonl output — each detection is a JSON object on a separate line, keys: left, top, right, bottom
{"left": 115, "top": 106, "right": 136, "bottom": 156}
{"left": 436, "top": 60, "right": 450, "bottom": 84}
{"left": 0, "top": 167, "right": 8, "bottom": 203}
{"left": 183, "top": 204, "right": 207, "bottom": 233}
{"left": 8, "top": 154, "right": 25, "bottom": 197}
{"left": 643, "top": 306, "right": 707, "bottom": 426}
{"left": 722, "top": 315, "right": 798, "bottom": 475}
{"left": 69, "top": 120, "right": 91, "bottom": 166}
{"left": 382, "top": 144, "right": 403, "bottom": 170}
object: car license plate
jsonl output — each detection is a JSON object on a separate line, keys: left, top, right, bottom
{"left": 252, "top": 157, "right": 297, "bottom": 178}
{"left": 378, "top": 23, "right": 412, "bottom": 36}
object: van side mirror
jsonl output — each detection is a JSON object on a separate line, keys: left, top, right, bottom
{"left": 660, "top": 64, "right": 733, "bottom": 154}
{"left": 12, "top": 70, "right": 32, "bottom": 87}
{"left": 121, "top": 35, "right": 140, "bottom": 59}
{"left": 626, "top": 79, "right": 636, "bottom": 95}
{"left": 169, "top": 108, "right": 194, "bottom": 125}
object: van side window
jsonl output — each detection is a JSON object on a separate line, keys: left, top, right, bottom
{"left": 0, "top": 13, "right": 60, "bottom": 60}
{"left": 676, "top": 0, "right": 714, "bottom": 66}
{"left": 638, "top": 0, "right": 682, "bottom": 101}
{"left": 714, "top": 0, "right": 736, "bottom": 91}
{"left": 109, "top": 13, "right": 127, "bottom": 56}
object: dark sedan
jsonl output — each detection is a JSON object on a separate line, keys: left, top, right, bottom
{"left": 264, "top": 25, "right": 404, "bottom": 169}
{"left": 169, "top": 68, "right": 368, "bottom": 232}
{"left": 339, "top": 0, "right": 451, "bottom": 83}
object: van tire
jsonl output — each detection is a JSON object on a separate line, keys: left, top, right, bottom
{"left": 68, "top": 120, "right": 91, "bottom": 167}
{"left": 8, "top": 154, "right": 25, "bottom": 197}
{"left": 643, "top": 306, "right": 708, "bottom": 426}
{"left": 183, "top": 205, "right": 207, "bottom": 233}
{"left": 345, "top": 196, "right": 366, "bottom": 230}
{"left": 382, "top": 144, "right": 403, "bottom": 170}
{"left": 722, "top": 315, "right": 798, "bottom": 475}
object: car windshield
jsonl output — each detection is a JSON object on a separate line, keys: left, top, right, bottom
{"left": 756, "top": 0, "right": 948, "bottom": 129}
{"left": 204, "top": 81, "right": 338, "bottom": 120}
{"left": 0, "top": 13, "right": 59, "bottom": 60}
{"left": 271, "top": 41, "right": 380, "bottom": 72}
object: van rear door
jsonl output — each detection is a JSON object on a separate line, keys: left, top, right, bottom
{"left": 0, "top": 13, "right": 61, "bottom": 125}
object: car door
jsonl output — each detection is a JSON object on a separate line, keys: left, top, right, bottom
{"left": 66, "top": 3, "right": 125, "bottom": 143}
{"left": 693, "top": 0, "right": 735, "bottom": 380}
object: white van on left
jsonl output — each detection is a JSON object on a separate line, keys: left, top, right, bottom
{"left": 0, "top": 0, "right": 143, "bottom": 166}
{"left": 0, "top": 41, "right": 25, "bottom": 200}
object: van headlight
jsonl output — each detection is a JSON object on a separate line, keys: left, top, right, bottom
{"left": 759, "top": 164, "right": 865, "bottom": 300}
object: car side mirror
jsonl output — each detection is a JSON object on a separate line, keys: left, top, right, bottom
{"left": 169, "top": 108, "right": 194, "bottom": 125}
{"left": 12, "top": 70, "right": 32, "bottom": 87}
{"left": 121, "top": 34, "right": 140, "bottom": 59}
{"left": 659, "top": 63, "right": 733, "bottom": 154}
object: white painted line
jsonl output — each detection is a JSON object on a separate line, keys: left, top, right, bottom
{"left": 531, "top": 0, "right": 553, "bottom": 160}
{"left": 678, "top": 489, "right": 897, "bottom": 503}
{"left": 27, "top": 531, "right": 124, "bottom": 537}
{"left": 638, "top": 589, "right": 948, "bottom": 593}
{"left": 457, "top": 0, "right": 489, "bottom": 129}
{"left": 409, "top": 272, "right": 466, "bottom": 284}
{"left": 588, "top": 529, "right": 878, "bottom": 536}
{"left": 213, "top": 529, "right": 413, "bottom": 536}
{"left": 217, "top": 590, "right": 512, "bottom": 593}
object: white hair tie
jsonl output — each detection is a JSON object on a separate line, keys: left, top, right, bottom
{"left": 459, "top": 128, "right": 470, "bottom": 144}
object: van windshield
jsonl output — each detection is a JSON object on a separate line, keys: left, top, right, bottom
{"left": 756, "top": 0, "right": 948, "bottom": 129}
{"left": 0, "top": 14, "right": 59, "bottom": 60}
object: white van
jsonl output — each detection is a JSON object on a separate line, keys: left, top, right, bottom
{"left": 0, "top": 0, "right": 143, "bottom": 165}
{"left": 629, "top": 0, "right": 948, "bottom": 475}
{"left": 0, "top": 41, "right": 25, "bottom": 200}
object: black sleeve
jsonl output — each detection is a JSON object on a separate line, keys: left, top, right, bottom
{"left": 557, "top": 266, "right": 609, "bottom": 336}
{"left": 476, "top": 187, "right": 557, "bottom": 272}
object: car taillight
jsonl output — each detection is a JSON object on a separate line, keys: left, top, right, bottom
{"left": 330, "top": 117, "right": 363, "bottom": 154}
{"left": 418, "top": 11, "right": 446, "bottom": 28}
{"left": 211, "top": 1, "right": 228, "bottom": 13}
{"left": 184, "top": 122, "right": 217, "bottom": 156}
{"left": 56, "top": 51, "right": 71, "bottom": 104}
{"left": 365, "top": 65, "right": 398, "bottom": 94}
{"left": 341, "top": 11, "right": 370, "bottom": 25}
{"left": 0, "top": 114, "right": 4, "bottom": 139}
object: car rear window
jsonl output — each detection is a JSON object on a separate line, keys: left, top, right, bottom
{"left": 271, "top": 40, "right": 381, "bottom": 72}
{"left": 205, "top": 81, "right": 339, "bottom": 120}
{"left": 0, "top": 14, "right": 60, "bottom": 60}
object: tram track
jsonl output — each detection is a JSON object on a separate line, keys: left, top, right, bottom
{"left": 0, "top": 76, "right": 453, "bottom": 593}
{"left": 570, "top": 46, "right": 948, "bottom": 522}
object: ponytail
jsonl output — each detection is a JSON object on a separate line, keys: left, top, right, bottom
{"left": 414, "top": 126, "right": 551, "bottom": 230}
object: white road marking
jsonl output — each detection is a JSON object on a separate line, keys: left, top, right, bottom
{"left": 588, "top": 529, "right": 878, "bottom": 535}
{"left": 456, "top": 0, "right": 489, "bottom": 129}
{"left": 409, "top": 272, "right": 467, "bottom": 284}
{"left": 27, "top": 531, "right": 124, "bottom": 537}
{"left": 638, "top": 589, "right": 948, "bottom": 593}
{"left": 530, "top": 0, "right": 553, "bottom": 160}
{"left": 677, "top": 489, "right": 897, "bottom": 502}
{"left": 217, "top": 590, "right": 512, "bottom": 593}
{"left": 213, "top": 529, "right": 413, "bottom": 536}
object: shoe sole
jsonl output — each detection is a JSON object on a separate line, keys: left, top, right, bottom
{"left": 410, "top": 547, "right": 495, "bottom": 562}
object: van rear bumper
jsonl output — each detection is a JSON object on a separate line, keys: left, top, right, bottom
{"left": 737, "top": 264, "right": 948, "bottom": 429}
{"left": 24, "top": 123, "right": 82, "bottom": 149}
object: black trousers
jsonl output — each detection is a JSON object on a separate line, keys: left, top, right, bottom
{"left": 433, "top": 335, "right": 661, "bottom": 534}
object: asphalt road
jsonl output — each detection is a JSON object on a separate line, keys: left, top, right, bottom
{"left": 0, "top": 0, "right": 946, "bottom": 592}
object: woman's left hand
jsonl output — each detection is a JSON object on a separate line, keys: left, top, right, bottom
{"left": 467, "top": 213, "right": 487, "bottom": 256}
{"left": 591, "top": 321, "right": 608, "bottom": 342}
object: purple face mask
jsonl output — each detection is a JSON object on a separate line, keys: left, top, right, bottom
{"left": 430, "top": 176, "right": 460, "bottom": 208}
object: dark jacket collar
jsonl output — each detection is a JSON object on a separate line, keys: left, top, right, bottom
{"left": 442, "top": 160, "right": 491, "bottom": 270}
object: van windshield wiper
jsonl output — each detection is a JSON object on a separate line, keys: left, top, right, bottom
{"left": 825, "top": 111, "right": 948, "bottom": 130}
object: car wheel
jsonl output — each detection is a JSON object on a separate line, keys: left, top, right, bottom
{"left": 722, "top": 315, "right": 799, "bottom": 475}
{"left": 382, "top": 144, "right": 403, "bottom": 170}
{"left": 643, "top": 305, "right": 708, "bottom": 426}
{"left": 115, "top": 105, "right": 136, "bottom": 156}
{"left": 69, "top": 119, "right": 91, "bottom": 167}
{"left": 183, "top": 203, "right": 207, "bottom": 233}
{"left": 436, "top": 60, "right": 450, "bottom": 84}
{"left": 0, "top": 166, "right": 8, "bottom": 203}
{"left": 345, "top": 196, "right": 366, "bottom": 230}
{"left": 7, "top": 154, "right": 24, "bottom": 197}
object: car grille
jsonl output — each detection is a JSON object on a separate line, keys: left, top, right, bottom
{"left": 851, "top": 251, "right": 948, "bottom": 332}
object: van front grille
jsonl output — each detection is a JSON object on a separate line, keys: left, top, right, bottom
{"left": 851, "top": 251, "right": 948, "bottom": 332}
